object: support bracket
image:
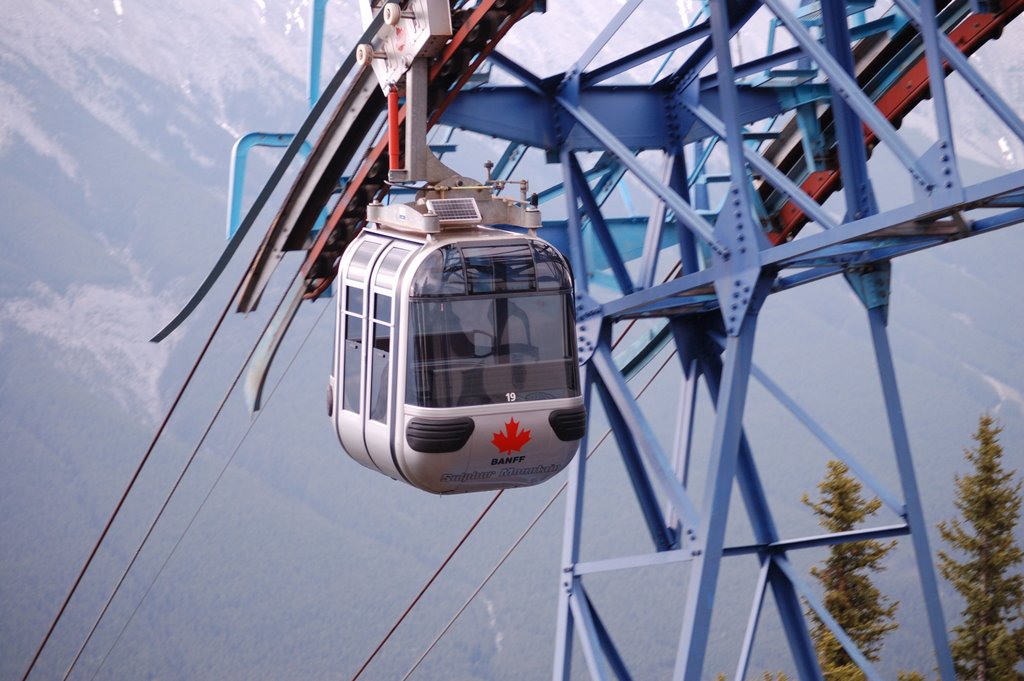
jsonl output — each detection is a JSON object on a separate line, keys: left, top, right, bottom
{"left": 575, "top": 292, "right": 603, "bottom": 365}
{"left": 845, "top": 260, "right": 892, "bottom": 320}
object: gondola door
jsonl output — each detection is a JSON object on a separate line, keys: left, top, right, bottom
{"left": 334, "top": 233, "right": 388, "bottom": 474}
{"left": 361, "top": 241, "right": 414, "bottom": 482}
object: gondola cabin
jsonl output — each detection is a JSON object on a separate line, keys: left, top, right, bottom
{"left": 330, "top": 194, "right": 586, "bottom": 494}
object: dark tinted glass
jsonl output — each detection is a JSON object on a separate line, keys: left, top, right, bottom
{"left": 410, "top": 246, "right": 466, "bottom": 296}
{"left": 532, "top": 242, "right": 572, "bottom": 290}
{"left": 407, "top": 292, "right": 579, "bottom": 407}
{"left": 410, "top": 240, "right": 571, "bottom": 297}
{"left": 369, "top": 322, "right": 390, "bottom": 423}
{"left": 343, "top": 330, "right": 361, "bottom": 413}
{"left": 374, "top": 293, "right": 391, "bottom": 322}
{"left": 462, "top": 244, "right": 535, "bottom": 294}
{"left": 345, "top": 316, "right": 361, "bottom": 342}
{"left": 346, "top": 286, "right": 363, "bottom": 313}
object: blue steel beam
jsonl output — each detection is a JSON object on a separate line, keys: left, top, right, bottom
{"left": 761, "top": 0, "right": 937, "bottom": 191}
{"left": 226, "top": 133, "right": 315, "bottom": 239}
{"left": 674, "top": 309, "right": 762, "bottom": 680}
{"left": 906, "top": 0, "right": 963, "bottom": 204}
{"left": 590, "top": 156, "right": 630, "bottom": 208}
{"left": 592, "top": 168, "right": 1024, "bottom": 321}
{"left": 736, "top": 559, "right": 772, "bottom": 680}
{"left": 554, "top": 368, "right": 593, "bottom": 681}
{"left": 723, "top": 525, "right": 912, "bottom": 556}
{"left": 665, "top": 354, "right": 697, "bottom": 540}
{"left": 863, "top": 0, "right": 967, "bottom": 103}
{"left": 820, "top": 0, "right": 879, "bottom": 221}
{"left": 491, "top": 142, "right": 527, "bottom": 181}
{"left": 552, "top": 90, "right": 725, "bottom": 256}
{"left": 591, "top": 344, "right": 702, "bottom": 536}
{"left": 669, "top": 9, "right": 771, "bottom": 635}
{"left": 488, "top": 50, "right": 548, "bottom": 96}
{"left": 705, "top": 0, "right": 767, "bottom": 338}
{"left": 768, "top": 558, "right": 825, "bottom": 681}
{"left": 308, "top": 0, "right": 327, "bottom": 109}
{"left": 569, "top": 521, "right": 912, "bottom": 568}
{"left": 568, "top": 155, "right": 636, "bottom": 295}
{"left": 593, "top": 376, "right": 677, "bottom": 552}
{"left": 866, "top": 303, "right": 957, "bottom": 680}
{"left": 440, "top": 84, "right": 787, "bottom": 151}
{"left": 637, "top": 155, "right": 676, "bottom": 290}
{"left": 665, "top": 0, "right": 762, "bottom": 97}
{"left": 569, "top": 0, "right": 644, "bottom": 75}
{"left": 773, "top": 555, "right": 886, "bottom": 680}
{"left": 569, "top": 582, "right": 613, "bottom": 681}
{"left": 560, "top": 147, "right": 590, "bottom": 294}
{"left": 745, "top": 357, "right": 905, "bottom": 516}
{"left": 696, "top": 319, "right": 822, "bottom": 680}
{"left": 583, "top": 21, "right": 713, "bottom": 87}
{"left": 892, "top": 0, "right": 1024, "bottom": 144}
{"left": 684, "top": 102, "right": 839, "bottom": 230}
{"left": 573, "top": 549, "right": 691, "bottom": 576}
{"left": 673, "top": 148, "right": 701, "bottom": 276}
{"left": 586, "top": 590, "right": 633, "bottom": 681}
{"left": 738, "top": 439, "right": 822, "bottom": 679}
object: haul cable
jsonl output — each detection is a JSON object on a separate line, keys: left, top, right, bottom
{"left": 350, "top": 323, "right": 679, "bottom": 680}
{"left": 87, "top": 291, "right": 331, "bottom": 681}
{"left": 20, "top": 266, "right": 258, "bottom": 681}
{"left": 23, "top": 10, "right": 397, "bottom": 675}
{"left": 350, "top": 491, "right": 505, "bottom": 681}
{"left": 399, "top": 348, "right": 678, "bottom": 680}
{"left": 62, "top": 268, "right": 312, "bottom": 680}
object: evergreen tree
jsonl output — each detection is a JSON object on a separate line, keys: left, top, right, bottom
{"left": 896, "top": 672, "right": 926, "bottom": 681}
{"left": 803, "top": 460, "right": 898, "bottom": 679}
{"left": 938, "top": 414, "right": 1024, "bottom": 680}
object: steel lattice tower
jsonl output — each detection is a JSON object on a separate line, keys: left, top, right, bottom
{"left": 435, "top": 1, "right": 1024, "bottom": 678}
{"left": 163, "top": 1, "right": 1024, "bottom": 678}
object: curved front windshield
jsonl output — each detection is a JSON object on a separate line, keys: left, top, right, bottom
{"left": 406, "top": 240, "right": 578, "bottom": 408}
{"left": 407, "top": 293, "right": 578, "bottom": 407}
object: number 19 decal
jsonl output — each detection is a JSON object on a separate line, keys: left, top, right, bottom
{"left": 506, "top": 392, "right": 517, "bottom": 402}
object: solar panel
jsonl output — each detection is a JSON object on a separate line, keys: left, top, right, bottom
{"left": 426, "top": 198, "right": 482, "bottom": 224}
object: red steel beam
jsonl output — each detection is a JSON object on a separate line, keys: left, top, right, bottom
{"left": 300, "top": 0, "right": 533, "bottom": 299}
{"left": 774, "top": 0, "right": 1024, "bottom": 242}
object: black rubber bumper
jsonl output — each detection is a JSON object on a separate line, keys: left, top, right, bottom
{"left": 549, "top": 406, "right": 587, "bottom": 442}
{"left": 406, "top": 417, "right": 475, "bottom": 453}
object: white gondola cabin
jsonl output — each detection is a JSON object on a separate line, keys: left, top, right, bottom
{"left": 329, "top": 191, "right": 585, "bottom": 494}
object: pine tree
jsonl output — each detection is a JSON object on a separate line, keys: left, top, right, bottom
{"left": 896, "top": 672, "right": 925, "bottom": 681}
{"left": 938, "top": 414, "right": 1024, "bottom": 680}
{"left": 803, "top": 460, "right": 898, "bottom": 679}
{"left": 714, "top": 672, "right": 789, "bottom": 680}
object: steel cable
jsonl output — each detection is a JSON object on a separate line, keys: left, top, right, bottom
{"left": 351, "top": 328, "right": 680, "bottom": 680}
{"left": 59, "top": 267, "right": 308, "bottom": 679}
{"left": 84, "top": 280, "right": 332, "bottom": 681}
{"left": 349, "top": 491, "right": 504, "bottom": 681}
{"left": 20, "top": 263, "right": 257, "bottom": 681}
{"left": 398, "top": 347, "right": 679, "bottom": 680}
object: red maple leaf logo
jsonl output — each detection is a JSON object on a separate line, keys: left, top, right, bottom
{"left": 491, "top": 418, "right": 531, "bottom": 454}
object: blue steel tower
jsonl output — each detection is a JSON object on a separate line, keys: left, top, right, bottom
{"left": 437, "top": 1, "right": 1024, "bottom": 677}
{"left": 154, "top": 0, "right": 1024, "bottom": 678}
